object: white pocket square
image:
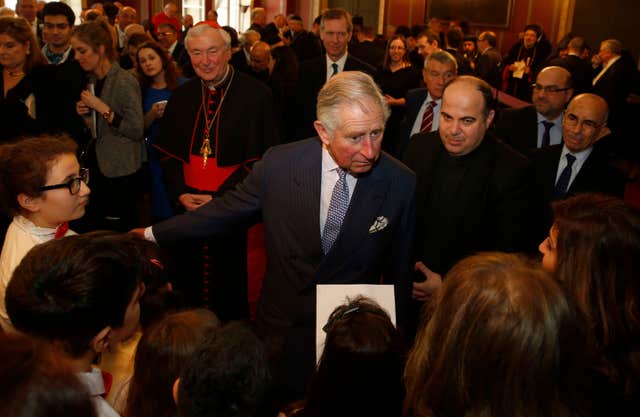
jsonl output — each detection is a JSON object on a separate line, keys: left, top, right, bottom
{"left": 368, "top": 216, "right": 389, "bottom": 233}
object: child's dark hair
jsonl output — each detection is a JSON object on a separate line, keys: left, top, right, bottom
{"left": 178, "top": 322, "right": 271, "bottom": 417}
{"left": 129, "top": 237, "right": 186, "bottom": 328}
{"left": 6, "top": 232, "right": 144, "bottom": 358}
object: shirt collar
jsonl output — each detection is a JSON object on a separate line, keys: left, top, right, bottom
{"left": 327, "top": 53, "right": 348, "bottom": 69}
{"left": 537, "top": 111, "right": 563, "bottom": 125}
{"left": 14, "top": 215, "right": 58, "bottom": 239}
{"left": 322, "top": 143, "right": 340, "bottom": 174}
{"left": 42, "top": 44, "right": 73, "bottom": 64}
{"left": 76, "top": 368, "right": 106, "bottom": 397}
{"left": 561, "top": 143, "right": 593, "bottom": 161}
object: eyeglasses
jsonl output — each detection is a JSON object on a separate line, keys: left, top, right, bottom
{"left": 532, "top": 84, "right": 571, "bottom": 94}
{"left": 39, "top": 168, "right": 89, "bottom": 195}
{"left": 564, "top": 113, "right": 602, "bottom": 131}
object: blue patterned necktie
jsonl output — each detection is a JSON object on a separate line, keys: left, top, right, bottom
{"left": 322, "top": 168, "right": 349, "bottom": 254}
{"left": 553, "top": 153, "right": 576, "bottom": 199}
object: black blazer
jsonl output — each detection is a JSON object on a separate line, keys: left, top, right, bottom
{"left": 152, "top": 138, "right": 415, "bottom": 398}
{"left": 403, "top": 131, "right": 536, "bottom": 274}
{"left": 493, "top": 105, "right": 539, "bottom": 155}
{"left": 291, "top": 54, "right": 376, "bottom": 141}
{"left": 171, "top": 41, "right": 190, "bottom": 70}
{"left": 593, "top": 58, "right": 638, "bottom": 135}
{"left": 530, "top": 141, "right": 627, "bottom": 240}
{"left": 477, "top": 47, "right": 503, "bottom": 89}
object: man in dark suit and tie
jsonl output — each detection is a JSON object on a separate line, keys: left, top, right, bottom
{"left": 494, "top": 66, "right": 573, "bottom": 156}
{"left": 287, "top": 14, "right": 322, "bottom": 62}
{"left": 394, "top": 50, "right": 457, "bottom": 158}
{"left": 547, "top": 36, "right": 593, "bottom": 95}
{"left": 291, "top": 8, "right": 375, "bottom": 141}
{"left": 403, "top": 76, "right": 535, "bottom": 306}
{"left": 592, "top": 39, "right": 639, "bottom": 151}
{"left": 157, "top": 23, "right": 189, "bottom": 71}
{"left": 133, "top": 71, "right": 415, "bottom": 404}
{"left": 531, "top": 93, "right": 626, "bottom": 240}
{"left": 475, "top": 31, "right": 502, "bottom": 89}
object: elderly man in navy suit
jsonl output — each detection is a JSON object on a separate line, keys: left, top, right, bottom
{"left": 133, "top": 71, "right": 415, "bottom": 403}
{"left": 394, "top": 50, "right": 457, "bottom": 158}
{"left": 531, "top": 93, "right": 626, "bottom": 241}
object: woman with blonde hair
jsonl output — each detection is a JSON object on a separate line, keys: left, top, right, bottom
{"left": 73, "top": 17, "right": 143, "bottom": 231}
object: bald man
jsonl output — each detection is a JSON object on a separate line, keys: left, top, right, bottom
{"left": 495, "top": 66, "right": 574, "bottom": 156}
{"left": 248, "top": 41, "right": 273, "bottom": 82}
{"left": 531, "top": 93, "right": 626, "bottom": 240}
{"left": 404, "top": 76, "right": 535, "bottom": 311}
{"left": 116, "top": 6, "right": 137, "bottom": 50}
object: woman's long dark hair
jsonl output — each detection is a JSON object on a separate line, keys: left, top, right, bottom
{"left": 135, "top": 41, "right": 179, "bottom": 92}
{"left": 552, "top": 193, "right": 640, "bottom": 396}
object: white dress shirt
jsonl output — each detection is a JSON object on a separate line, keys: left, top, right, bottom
{"left": 555, "top": 145, "right": 593, "bottom": 189}
{"left": 325, "top": 53, "right": 348, "bottom": 83}
{"left": 76, "top": 368, "right": 121, "bottom": 417}
{"left": 536, "top": 112, "right": 563, "bottom": 147}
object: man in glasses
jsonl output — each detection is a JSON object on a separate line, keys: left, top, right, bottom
{"left": 530, "top": 93, "right": 626, "bottom": 240}
{"left": 495, "top": 66, "right": 574, "bottom": 156}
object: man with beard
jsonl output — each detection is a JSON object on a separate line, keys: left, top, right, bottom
{"left": 503, "top": 24, "right": 551, "bottom": 100}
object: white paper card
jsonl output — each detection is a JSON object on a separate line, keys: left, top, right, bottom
{"left": 315, "top": 284, "right": 396, "bottom": 363}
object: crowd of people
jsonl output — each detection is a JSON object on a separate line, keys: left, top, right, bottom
{"left": 1, "top": 1, "right": 640, "bottom": 417}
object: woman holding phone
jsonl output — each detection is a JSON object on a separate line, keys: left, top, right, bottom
{"left": 136, "top": 41, "right": 185, "bottom": 220}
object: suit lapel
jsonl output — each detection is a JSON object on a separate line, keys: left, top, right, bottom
{"left": 525, "top": 106, "right": 538, "bottom": 149}
{"left": 405, "top": 89, "right": 428, "bottom": 134}
{"left": 568, "top": 149, "right": 596, "bottom": 195}
{"left": 290, "top": 140, "right": 323, "bottom": 256}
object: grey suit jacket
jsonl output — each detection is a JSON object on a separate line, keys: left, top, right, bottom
{"left": 94, "top": 63, "right": 144, "bottom": 178}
